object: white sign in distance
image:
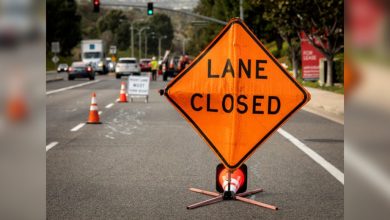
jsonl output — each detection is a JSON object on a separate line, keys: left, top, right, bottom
{"left": 109, "top": 45, "right": 117, "bottom": 54}
{"left": 51, "top": 42, "right": 60, "bottom": 53}
{"left": 52, "top": 55, "right": 59, "bottom": 64}
{"left": 127, "top": 76, "right": 150, "bottom": 102}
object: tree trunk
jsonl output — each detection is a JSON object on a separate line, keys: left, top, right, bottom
{"left": 292, "top": 52, "right": 299, "bottom": 79}
{"left": 325, "top": 56, "right": 334, "bottom": 87}
{"left": 276, "top": 35, "right": 283, "bottom": 52}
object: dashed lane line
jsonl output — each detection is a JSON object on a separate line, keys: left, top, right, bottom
{"left": 105, "top": 103, "right": 114, "bottom": 109}
{"left": 46, "top": 142, "right": 59, "bottom": 151}
{"left": 46, "top": 80, "right": 102, "bottom": 95}
{"left": 70, "top": 123, "right": 86, "bottom": 132}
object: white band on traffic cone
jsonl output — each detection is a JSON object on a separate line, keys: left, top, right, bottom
{"left": 222, "top": 178, "right": 240, "bottom": 193}
{"left": 90, "top": 105, "right": 98, "bottom": 111}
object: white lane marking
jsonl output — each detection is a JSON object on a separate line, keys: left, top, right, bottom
{"left": 98, "top": 111, "right": 103, "bottom": 115}
{"left": 46, "top": 80, "right": 101, "bottom": 95}
{"left": 70, "top": 123, "right": 86, "bottom": 132}
{"left": 115, "top": 98, "right": 120, "bottom": 102}
{"left": 46, "top": 142, "right": 59, "bottom": 151}
{"left": 278, "top": 128, "right": 344, "bottom": 185}
{"left": 105, "top": 103, "right": 114, "bottom": 109}
{"left": 345, "top": 142, "right": 390, "bottom": 200}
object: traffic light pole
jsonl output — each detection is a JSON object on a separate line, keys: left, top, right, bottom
{"left": 100, "top": 1, "right": 228, "bottom": 25}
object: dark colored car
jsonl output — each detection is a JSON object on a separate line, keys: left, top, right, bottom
{"left": 140, "top": 58, "right": 151, "bottom": 72}
{"left": 57, "top": 63, "right": 68, "bottom": 72}
{"left": 68, "top": 62, "right": 95, "bottom": 80}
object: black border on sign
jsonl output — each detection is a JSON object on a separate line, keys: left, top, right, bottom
{"left": 165, "top": 18, "right": 309, "bottom": 169}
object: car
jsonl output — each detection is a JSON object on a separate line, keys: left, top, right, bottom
{"left": 139, "top": 58, "right": 151, "bottom": 72}
{"left": 57, "top": 63, "right": 68, "bottom": 72}
{"left": 115, "top": 57, "right": 140, "bottom": 79}
{"left": 67, "top": 62, "right": 95, "bottom": 80}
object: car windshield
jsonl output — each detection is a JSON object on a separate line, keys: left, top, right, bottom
{"left": 119, "top": 60, "right": 136, "bottom": 64}
{"left": 84, "top": 52, "right": 101, "bottom": 59}
{"left": 59, "top": 64, "right": 67, "bottom": 67}
{"left": 71, "top": 63, "right": 86, "bottom": 68}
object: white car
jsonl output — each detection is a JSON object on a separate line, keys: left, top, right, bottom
{"left": 115, "top": 57, "right": 140, "bottom": 79}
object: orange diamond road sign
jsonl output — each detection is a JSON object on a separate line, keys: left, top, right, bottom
{"left": 164, "top": 18, "right": 310, "bottom": 169}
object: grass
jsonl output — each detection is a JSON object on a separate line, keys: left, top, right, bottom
{"left": 298, "top": 79, "right": 344, "bottom": 94}
{"left": 46, "top": 55, "right": 74, "bottom": 72}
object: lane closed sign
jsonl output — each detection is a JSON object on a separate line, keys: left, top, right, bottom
{"left": 164, "top": 18, "right": 310, "bottom": 169}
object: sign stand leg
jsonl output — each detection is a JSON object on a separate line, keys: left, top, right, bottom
{"left": 187, "top": 186, "right": 277, "bottom": 210}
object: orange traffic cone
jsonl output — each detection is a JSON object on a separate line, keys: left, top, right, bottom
{"left": 218, "top": 168, "right": 246, "bottom": 193}
{"left": 118, "top": 81, "right": 127, "bottom": 103}
{"left": 6, "top": 95, "right": 27, "bottom": 122}
{"left": 87, "top": 92, "right": 101, "bottom": 124}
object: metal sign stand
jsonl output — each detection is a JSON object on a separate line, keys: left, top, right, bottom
{"left": 129, "top": 95, "right": 148, "bottom": 103}
{"left": 187, "top": 169, "right": 278, "bottom": 210}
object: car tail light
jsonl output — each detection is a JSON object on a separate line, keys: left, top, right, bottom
{"left": 87, "top": 67, "right": 92, "bottom": 72}
{"left": 68, "top": 67, "right": 73, "bottom": 72}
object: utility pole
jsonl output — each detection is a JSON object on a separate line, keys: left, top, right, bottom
{"left": 145, "top": 32, "right": 147, "bottom": 58}
{"left": 130, "top": 24, "right": 134, "bottom": 57}
{"left": 145, "top": 32, "right": 155, "bottom": 58}
{"left": 240, "top": 0, "right": 244, "bottom": 21}
{"left": 138, "top": 26, "right": 150, "bottom": 60}
{"left": 130, "top": 19, "right": 145, "bottom": 58}
{"left": 158, "top": 35, "right": 167, "bottom": 60}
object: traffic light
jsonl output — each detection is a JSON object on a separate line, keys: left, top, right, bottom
{"left": 147, "top": 2, "right": 153, "bottom": 16}
{"left": 93, "top": 0, "right": 100, "bottom": 13}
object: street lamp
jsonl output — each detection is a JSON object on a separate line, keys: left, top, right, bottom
{"left": 138, "top": 26, "right": 150, "bottom": 59}
{"left": 158, "top": 35, "right": 167, "bottom": 60}
{"left": 129, "top": 19, "right": 145, "bottom": 58}
{"left": 145, "top": 31, "right": 155, "bottom": 58}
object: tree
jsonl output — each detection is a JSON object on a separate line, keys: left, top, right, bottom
{"left": 145, "top": 14, "right": 174, "bottom": 56}
{"left": 47, "top": 0, "right": 81, "bottom": 56}
{"left": 97, "top": 10, "right": 127, "bottom": 35}
{"left": 117, "top": 22, "right": 130, "bottom": 51}
{"left": 257, "top": 0, "right": 302, "bottom": 78}
{"left": 296, "top": 0, "right": 344, "bottom": 86}
{"left": 188, "top": 0, "right": 276, "bottom": 57}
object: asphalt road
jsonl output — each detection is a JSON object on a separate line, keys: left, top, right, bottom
{"left": 46, "top": 73, "right": 344, "bottom": 219}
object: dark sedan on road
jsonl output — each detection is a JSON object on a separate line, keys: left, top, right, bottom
{"left": 68, "top": 62, "right": 95, "bottom": 80}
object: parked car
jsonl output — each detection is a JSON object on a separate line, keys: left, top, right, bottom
{"left": 57, "top": 63, "right": 68, "bottom": 72}
{"left": 67, "top": 62, "right": 95, "bottom": 80}
{"left": 139, "top": 58, "right": 152, "bottom": 72}
{"left": 115, "top": 57, "right": 140, "bottom": 79}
